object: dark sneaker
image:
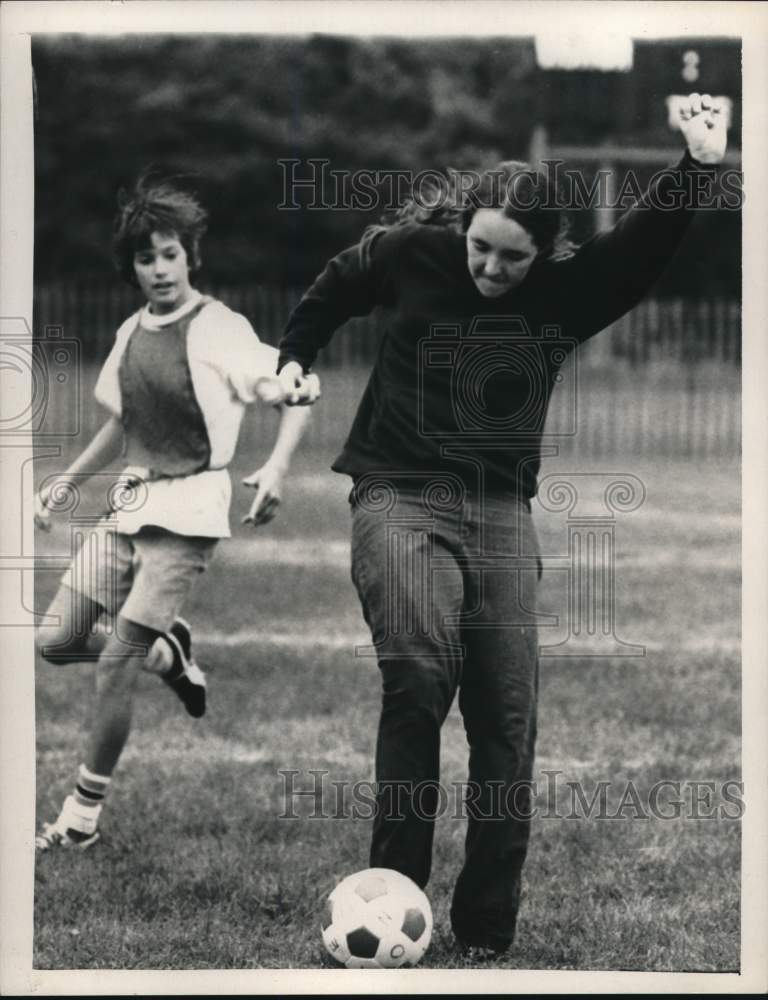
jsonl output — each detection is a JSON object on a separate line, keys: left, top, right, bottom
{"left": 162, "top": 617, "right": 207, "bottom": 718}
{"left": 456, "top": 940, "right": 505, "bottom": 963}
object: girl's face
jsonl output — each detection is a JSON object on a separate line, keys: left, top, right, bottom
{"left": 466, "top": 209, "right": 538, "bottom": 298}
{"left": 133, "top": 231, "right": 193, "bottom": 314}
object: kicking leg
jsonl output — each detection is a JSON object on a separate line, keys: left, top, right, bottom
{"left": 121, "top": 529, "right": 217, "bottom": 718}
{"left": 35, "top": 585, "right": 108, "bottom": 664}
{"left": 36, "top": 520, "right": 135, "bottom": 665}
{"left": 149, "top": 617, "right": 208, "bottom": 718}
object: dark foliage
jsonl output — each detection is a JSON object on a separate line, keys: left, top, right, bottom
{"left": 33, "top": 35, "right": 741, "bottom": 293}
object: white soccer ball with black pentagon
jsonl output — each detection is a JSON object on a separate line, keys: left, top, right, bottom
{"left": 321, "top": 867, "right": 433, "bottom": 968}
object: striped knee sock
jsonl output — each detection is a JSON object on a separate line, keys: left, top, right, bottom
{"left": 72, "top": 764, "right": 111, "bottom": 817}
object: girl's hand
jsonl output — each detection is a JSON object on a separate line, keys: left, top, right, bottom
{"left": 678, "top": 92, "right": 727, "bottom": 165}
{"left": 34, "top": 477, "right": 74, "bottom": 531}
{"left": 277, "top": 361, "right": 322, "bottom": 406}
{"left": 241, "top": 463, "right": 284, "bottom": 526}
{"left": 253, "top": 375, "right": 286, "bottom": 406}
{"left": 34, "top": 487, "right": 53, "bottom": 531}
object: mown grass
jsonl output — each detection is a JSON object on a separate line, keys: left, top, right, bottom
{"left": 32, "top": 457, "right": 740, "bottom": 971}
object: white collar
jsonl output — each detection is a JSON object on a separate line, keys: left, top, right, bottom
{"left": 140, "top": 290, "right": 203, "bottom": 329}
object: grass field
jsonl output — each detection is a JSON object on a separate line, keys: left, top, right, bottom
{"left": 32, "top": 452, "right": 741, "bottom": 971}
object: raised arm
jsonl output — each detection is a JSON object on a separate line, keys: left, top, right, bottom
{"left": 554, "top": 93, "right": 729, "bottom": 339}
{"left": 277, "top": 228, "right": 396, "bottom": 403}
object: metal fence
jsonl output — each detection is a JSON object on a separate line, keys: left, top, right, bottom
{"left": 33, "top": 283, "right": 741, "bottom": 462}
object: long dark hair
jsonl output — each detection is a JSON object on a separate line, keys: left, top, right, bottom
{"left": 366, "top": 160, "right": 575, "bottom": 262}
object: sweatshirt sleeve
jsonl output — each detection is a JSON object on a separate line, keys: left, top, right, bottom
{"left": 277, "top": 225, "right": 402, "bottom": 373}
{"left": 552, "top": 150, "right": 719, "bottom": 341}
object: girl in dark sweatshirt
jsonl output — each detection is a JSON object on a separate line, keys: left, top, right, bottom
{"left": 278, "top": 93, "right": 728, "bottom": 957}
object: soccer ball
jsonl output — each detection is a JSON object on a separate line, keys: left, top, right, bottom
{"left": 321, "top": 867, "right": 433, "bottom": 969}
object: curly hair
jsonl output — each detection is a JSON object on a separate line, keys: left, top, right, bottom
{"left": 366, "top": 160, "right": 575, "bottom": 262}
{"left": 112, "top": 171, "right": 208, "bottom": 286}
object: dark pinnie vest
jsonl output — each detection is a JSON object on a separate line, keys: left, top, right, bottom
{"left": 118, "top": 297, "right": 213, "bottom": 478}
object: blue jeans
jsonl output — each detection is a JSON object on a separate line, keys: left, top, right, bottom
{"left": 350, "top": 479, "right": 541, "bottom": 952}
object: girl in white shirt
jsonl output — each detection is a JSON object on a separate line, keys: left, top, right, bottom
{"left": 33, "top": 174, "right": 317, "bottom": 851}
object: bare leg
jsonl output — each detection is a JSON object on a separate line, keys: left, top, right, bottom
{"left": 35, "top": 613, "right": 159, "bottom": 850}
{"left": 84, "top": 615, "right": 157, "bottom": 776}
{"left": 36, "top": 586, "right": 108, "bottom": 664}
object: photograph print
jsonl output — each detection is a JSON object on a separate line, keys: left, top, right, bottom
{"left": 2, "top": 0, "right": 758, "bottom": 988}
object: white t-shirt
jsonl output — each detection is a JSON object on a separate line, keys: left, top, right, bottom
{"left": 94, "top": 291, "right": 281, "bottom": 538}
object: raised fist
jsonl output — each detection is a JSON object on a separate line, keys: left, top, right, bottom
{"left": 677, "top": 92, "right": 728, "bottom": 165}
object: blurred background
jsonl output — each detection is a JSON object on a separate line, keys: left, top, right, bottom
{"left": 31, "top": 33, "right": 741, "bottom": 462}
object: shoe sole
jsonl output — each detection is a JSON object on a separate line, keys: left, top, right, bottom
{"left": 170, "top": 616, "right": 193, "bottom": 659}
{"left": 36, "top": 830, "right": 101, "bottom": 852}
{"left": 163, "top": 631, "right": 207, "bottom": 718}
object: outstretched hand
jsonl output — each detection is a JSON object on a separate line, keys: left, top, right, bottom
{"left": 34, "top": 487, "right": 53, "bottom": 531}
{"left": 277, "top": 361, "right": 322, "bottom": 406}
{"left": 678, "top": 92, "right": 727, "bottom": 165}
{"left": 241, "top": 463, "right": 284, "bottom": 526}
{"left": 33, "top": 478, "right": 70, "bottom": 532}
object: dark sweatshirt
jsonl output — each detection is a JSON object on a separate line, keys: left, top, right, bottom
{"left": 278, "top": 151, "right": 715, "bottom": 499}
